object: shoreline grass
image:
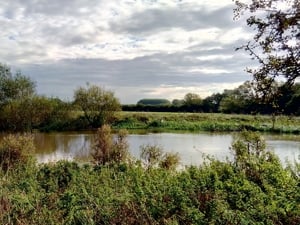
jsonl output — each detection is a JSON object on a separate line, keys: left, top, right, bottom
{"left": 112, "top": 112, "right": 300, "bottom": 134}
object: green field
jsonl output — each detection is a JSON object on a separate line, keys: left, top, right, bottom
{"left": 113, "top": 112, "right": 300, "bottom": 133}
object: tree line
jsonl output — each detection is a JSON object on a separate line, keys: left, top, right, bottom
{"left": 1, "top": 62, "right": 299, "bottom": 132}
{"left": 123, "top": 81, "right": 300, "bottom": 115}
{"left": 1, "top": 61, "right": 300, "bottom": 133}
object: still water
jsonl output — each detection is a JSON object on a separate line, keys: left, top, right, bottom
{"left": 31, "top": 132, "right": 300, "bottom": 166}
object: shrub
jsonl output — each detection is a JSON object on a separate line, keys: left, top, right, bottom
{"left": 159, "top": 152, "right": 180, "bottom": 170}
{"left": 140, "top": 144, "right": 163, "bottom": 169}
{"left": 37, "top": 161, "right": 79, "bottom": 192}
{"left": 140, "top": 144, "right": 181, "bottom": 170}
{"left": 0, "top": 134, "right": 35, "bottom": 171}
{"left": 112, "top": 129, "right": 130, "bottom": 164}
{"left": 92, "top": 125, "right": 130, "bottom": 166}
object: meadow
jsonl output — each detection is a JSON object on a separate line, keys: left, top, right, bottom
{"left": 113, "top": 112, "right": 300, "bottom": 133}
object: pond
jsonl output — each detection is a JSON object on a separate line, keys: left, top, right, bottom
{"left": 30, "top": 131, "right": 300, "bottom": 166}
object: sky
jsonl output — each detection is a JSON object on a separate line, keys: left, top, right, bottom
{"left": 0, "top": 0, "right": 255, "bottom": 104}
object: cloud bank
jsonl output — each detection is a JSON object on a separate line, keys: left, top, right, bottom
{"left": 0, "top": 0, "right": 253, "bottom": 103}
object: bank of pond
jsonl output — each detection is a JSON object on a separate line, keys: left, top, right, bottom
{"left": 37, "top": 112, "right": 300, "bottom": 134}
{"left": 114, "top": 112, "right": 300, "bottom": 134}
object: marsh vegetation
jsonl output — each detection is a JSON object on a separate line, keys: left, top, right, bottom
{"left": 1, "top": 131, "right": 300, "bottom": 224}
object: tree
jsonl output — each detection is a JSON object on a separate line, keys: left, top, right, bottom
{"left": 285, "top": 83, "right": 300, "bottom": 115}
{"left": 219, "top": 81, "right": 256, "bottom": 114}
{"left": 73, "top": 85, "right": 121, "bottom": 127}
{"left": 0, "top": 64, "right": 35, "bottom": 106}
{"left": 0, "top": 64, "right": 37, "bottom": 131}
{"left": 183, "top": 93, "right": 202, "bottom": 112}
{"left": 234, "top": 0, "right": 299, "bottom": 103}
{"left": 172, "top": 99, "right": 184, "bottom": 107}
{"left": 202, "top": 93, "right": 223, "bottom": 113}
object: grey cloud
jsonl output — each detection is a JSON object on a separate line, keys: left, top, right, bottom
{"left": 1, "top": 0, "right": 254, "bottom": 103}
{"left": 39, "top": 25, "right": 93, "bottom": 47}
{"left": 13, "top": 0, "right": 101, "bottom": 16}
{"left": 111, "top": 5, "right": 237, "bottom": 34}
{"left": 17, "top": 42, "right": 251, "bottom": 102}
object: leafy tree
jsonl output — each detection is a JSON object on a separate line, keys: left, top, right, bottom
{"left": 202, "top": 93, "right": 223, "bottom": 113}
{"left": 183, "top": 93, "right": 202, "bottom": 112}
{"left": 184, "top": 93, "right": 202, "bottom": 106}
{"left": 0, "top": 64, "right": 37, "bottom": 131}
{"left": 172, "top": 99, "right": 184, "bottom": 107}
{"left": 74, "top": 85, "right": 121, "bottom": 127}
{"left": 219, "top": 81, "right": 256, "bottom": 114}
{"left": 234, "top": 0, "right": 299, "bottom": 108}
{"left": 285, "top": 83, "right": 300, "bottom": 115}
{"left": 0, "top": 95, "right": 66, "bottom": 132}
{"left": 0, "top": 64, "right": 35, "bottom": 106}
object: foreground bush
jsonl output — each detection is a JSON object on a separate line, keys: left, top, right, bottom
{"left": 1, "top": 131, "right": 300, "bottom": 224}
{"left": 0, "top": 134, "right": 35, "bottom": 171}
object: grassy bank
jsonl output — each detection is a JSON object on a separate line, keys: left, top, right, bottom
{"left": 113, "top": 112, "right": 300, "bottom": 133}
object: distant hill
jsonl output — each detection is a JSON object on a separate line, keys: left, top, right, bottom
{"left": 137, "top": 99, "right": 171, "bottom": 106}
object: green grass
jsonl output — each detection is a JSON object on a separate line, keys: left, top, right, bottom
{"left": 113, "top": 112, "right": 300, "bottom": 133}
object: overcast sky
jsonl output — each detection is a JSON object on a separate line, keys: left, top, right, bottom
{"left": 0, "top": 0, "right": 255, "bottom": 104}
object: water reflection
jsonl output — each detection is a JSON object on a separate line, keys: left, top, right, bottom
{"left": 32, "top": 132, "right": 300, "bottom": 165}
{"left": 34, "top": 132, "right": 94, "bottom": 163}
{"left": 126, "top": 133, "right": 233, "bottom": 165}
{"left": 1, "top": 132, "right": 300, "bottom": 165}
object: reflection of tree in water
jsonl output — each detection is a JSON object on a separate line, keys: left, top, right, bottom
{"left": 34, "top": 133, "right": 59, "bottom": 154}
{"left": 33, "top": 132, "right": 300, "bottom": 165}
{"left": 34, "top": 132, "right": 95, "bottom": 163}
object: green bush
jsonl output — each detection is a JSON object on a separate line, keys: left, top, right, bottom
{"left": 0, "top": 134, "right": 35, "bottom": 171}
{"left": 92, "top": 125, "right": 130, "bottom": 166}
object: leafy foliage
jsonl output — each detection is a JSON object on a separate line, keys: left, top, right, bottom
{"left": 0, "top": 63, "right": 35, "bottom": 106}
{"left": 159, "top": 152, "right": 180, "bottom": 170}
{"left": 74, "top": 84, "right": 121, "bottom": 127}
{"left": 140, "top": 144, "right": 180, "bottom": 170}
{"left": 234, "top": 0, "right": 300, "bottom": 112}
{"left": 140, "top": 144, "right": 164, "bottom": 169}
{"left": 1, "top": 132, "right": 300, "bottom": 224}
{"left": 0, "top": 134, "right": 35, "bottom": 171}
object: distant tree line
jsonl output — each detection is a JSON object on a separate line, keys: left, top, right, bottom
{"left": 1, "top": 61, "right": 299, "bottom": 132}
{"left": 123, "top": 81, "right": 300, "bottom": 115}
